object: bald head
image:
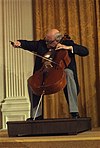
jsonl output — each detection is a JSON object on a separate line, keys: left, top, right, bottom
{"left": 46, "top": 29, "right": 59, "bottom": 37}
{"left": 45, "top": 28, "right": 62, "bottom": 42}
{"left": 45, "top": 29, "right": 62, "bottom": 48}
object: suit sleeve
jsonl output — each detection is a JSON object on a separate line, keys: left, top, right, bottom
{"left": 63, "top": 39, "right": 89, "bottom": 56}
{"left": 17, "top": 40, "right": 39, "bottom": 52}
{"left": 73, "top": 43, "right": 89, "bottom": 56}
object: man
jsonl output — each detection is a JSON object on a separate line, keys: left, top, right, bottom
{"left": 11, "top": 29, "right": 89, "bottom": 120}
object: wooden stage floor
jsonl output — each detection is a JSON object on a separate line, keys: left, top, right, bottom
{"left": 0, "top": 128, "right": 100, "bottom": 148}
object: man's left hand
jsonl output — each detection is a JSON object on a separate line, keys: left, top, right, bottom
{"left": 56, "top": 43, "right": 73, "bottom": 51}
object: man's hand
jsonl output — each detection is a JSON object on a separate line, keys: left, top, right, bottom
{"left": 56, "top": 43, "right": 73, "bottom": 51}
{"left": 10, "top": 41, "right": 21, "bottom": 48}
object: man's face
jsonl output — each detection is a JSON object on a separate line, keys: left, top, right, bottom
{"left": 45, "top": 36, "right": 58, "bottom": 48}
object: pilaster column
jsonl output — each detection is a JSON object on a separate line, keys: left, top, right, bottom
{"left": 1, "top": 0, "right": 33, "bottom": 129}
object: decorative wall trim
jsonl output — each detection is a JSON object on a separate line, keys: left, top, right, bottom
{"left": 1, "top": 0, "right": 33, "bottom": 129}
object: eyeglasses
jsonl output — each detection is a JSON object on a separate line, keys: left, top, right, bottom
{"left": 45, "top": 39, "right": 56, "bottom": 45}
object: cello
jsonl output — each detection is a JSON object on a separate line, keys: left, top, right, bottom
{"left": 28, "top": 34, "right": 71, "bottom": 96}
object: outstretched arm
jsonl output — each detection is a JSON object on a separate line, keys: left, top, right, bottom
{"left": 10, "top": 40, "right": 39, "bottom": 52}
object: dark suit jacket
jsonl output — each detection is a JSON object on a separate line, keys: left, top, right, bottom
{"left": 18, "top": 39, "right": 89, "bottom": 94}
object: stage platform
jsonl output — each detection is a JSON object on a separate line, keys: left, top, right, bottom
{"left": 0, "top": 128, "right": 100, "bottom": 148}
{"left": 7, "top": 117, "right": 91, "bottom": 137}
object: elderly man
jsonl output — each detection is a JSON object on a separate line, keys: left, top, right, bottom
{"left": 12, "top": 29, "right": 89, "bottom": 120}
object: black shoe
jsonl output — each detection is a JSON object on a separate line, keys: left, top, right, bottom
{"left": 71, "top": 112, "right": 80, "bottom": 119}
{"left": 26, "top": 117, "right": 34, "bottom": 121}
{"left": 26, "top": 115, "right": 43, "bottom": 121}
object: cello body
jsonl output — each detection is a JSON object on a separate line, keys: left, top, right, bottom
{"left": 28, "top": 64, "right": 66, "bottom": 96}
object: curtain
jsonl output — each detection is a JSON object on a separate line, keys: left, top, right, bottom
{"left": 32, "top": 0, "right": 100, "bottom": 127}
